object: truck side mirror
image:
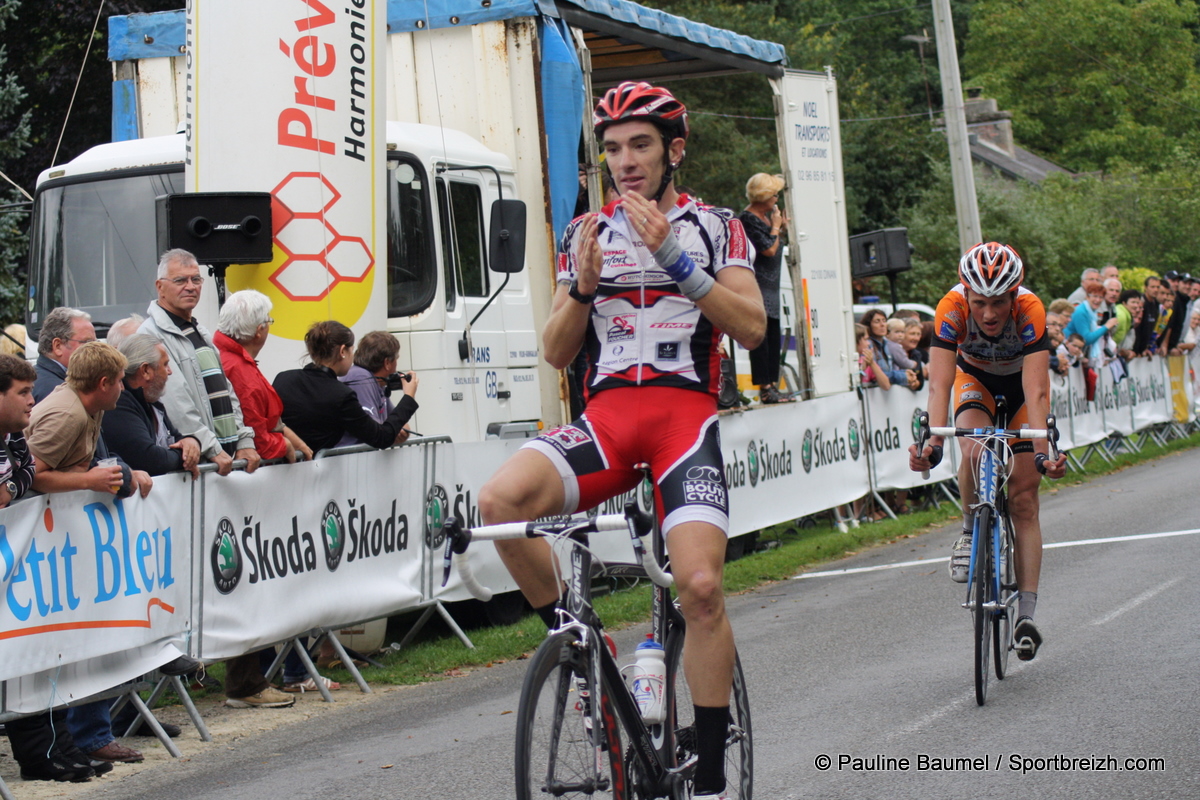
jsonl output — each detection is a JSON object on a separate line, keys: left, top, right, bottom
{"left": 489, "top": 199, "right": 526, "bottom": 274}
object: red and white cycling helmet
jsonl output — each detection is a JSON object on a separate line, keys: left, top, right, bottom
{"left": 593, "top": 81, "right": 689, "bottom": 142}
{"left": 958, "top": 242, "right": 1024, "bottom": 296}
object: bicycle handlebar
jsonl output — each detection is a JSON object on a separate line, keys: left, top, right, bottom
{"left": 440, "top": 504, "right": 674, "bottom": 601}
{"left": 915, "top": 411, "right": 1061, "bottom": 479}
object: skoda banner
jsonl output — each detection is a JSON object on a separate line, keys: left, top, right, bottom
{"left": 199, "top": 451, "right": 423, "bottom": 659}
{"left": 861, "top": 384, "right": 956, "bottom": 491}
{"left": 720, "top": 395, "right": 870, "bottom": 534}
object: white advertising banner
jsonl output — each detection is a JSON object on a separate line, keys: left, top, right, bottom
{"left": 0, "top": 479, "right": 193, "bottom": 683}
{"left": 775, "top": 70, "right": 855, "bottom": 398}
{"left": 861, "top": 385, "right": 956, "bottom": 491}
{"left": 1128, "top": 357, "right": 1172, "bottom": 430}
{"left": 1066, "top": 365, "right": 1106, "bottom": 447}
{"left": 425, "top": 440, "right": 524, "bottom": 605}
{"left": 1096, "top": 361, "right": 1136, "bottom": 436}
{"left": 721, "top": 394, "right": 871, "bottom": 534}
{"left": 189, "top": 0, "right": 387, "bottom": 344}
{"left": 198, "top": 451, "right": 424, "bottom": 659}
{"left": 1048, "top": 370, "right": 1075, "bottom": 451}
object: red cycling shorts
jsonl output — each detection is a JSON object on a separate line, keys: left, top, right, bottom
{"left": 522, "top": 386, "right": 728, "bottom": 535}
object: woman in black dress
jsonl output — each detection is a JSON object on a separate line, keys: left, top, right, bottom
{"left": 737, "top": 173, "right": 790, "bottom": 403}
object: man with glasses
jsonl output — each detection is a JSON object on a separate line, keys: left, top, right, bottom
{"left": 139, "top": 248, "right": 261, "bottom": 477}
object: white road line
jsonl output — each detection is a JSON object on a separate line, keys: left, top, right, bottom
{"left": 887, "top": 696, "right": 965, "bottom": 741}
{"left": 793, "top": 527, "right": 1200, "bottom": 580}
{"left": 1091, "top": 577, "right": 1183, "bottom": 626}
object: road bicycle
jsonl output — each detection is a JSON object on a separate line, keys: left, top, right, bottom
{"left": 916, "top": 399, "right": 1059, "bottom": 705}
{"left": 440, "top": 472, "right": 753, "bottom": 799}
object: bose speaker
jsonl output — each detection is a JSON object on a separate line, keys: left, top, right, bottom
{"left": 156, "top": 192, "right": 273, "bottom": 264}
{"left": 849, "top": 228, "right": 912, "bottom": 279}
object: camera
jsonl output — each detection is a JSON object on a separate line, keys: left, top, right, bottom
{"left": 383, "top": 372, "right": 409, "bottom": 395}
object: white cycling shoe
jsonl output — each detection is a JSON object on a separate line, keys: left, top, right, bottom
{"left": 949, "top": 533, "right": 972, "bottom": 583}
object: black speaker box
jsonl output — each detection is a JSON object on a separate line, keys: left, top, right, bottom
{"left": 849, "top": 228, "right": 912, "bottom": 279}
{"left": 156, "top": 192, "right": 273, "bottom": 264}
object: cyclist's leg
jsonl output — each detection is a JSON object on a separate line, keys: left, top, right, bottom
{"left": 649, "top": 397, "right": 735, "bottom": 797}
{"left": 479, "top": 448, "right": 569, "bottom": 609}
{"left": 666, "top": 521, "right": 736, "bottom": 707}
{"left": 480, "top": 404, "right": 641, "bottom": 611}
{"left": 950, "top": 369, "right": 995, "bottom": 580}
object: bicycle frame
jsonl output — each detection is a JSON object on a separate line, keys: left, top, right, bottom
{"left": 440, "top": 493, "right": 694, "bottom": 797}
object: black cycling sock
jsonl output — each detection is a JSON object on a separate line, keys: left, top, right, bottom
{"left": 1018, "top": 591, "right": 1038, "bottom": 621}
{"left": 693, "top": 704, "right": 729, "bottom": 796}
{"left": 534, "top": 602, "right": 558, "bottom": 629}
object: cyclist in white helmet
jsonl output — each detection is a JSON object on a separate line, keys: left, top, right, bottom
{"left": 909, "top": 242, "right": 1066, "bottom": 660}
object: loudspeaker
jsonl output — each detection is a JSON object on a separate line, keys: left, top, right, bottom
{"left": 849, "top": 227, "right": 912, "bottom": 279}
{"left": 156, "top": 192, "right": 273, "bottom": 264}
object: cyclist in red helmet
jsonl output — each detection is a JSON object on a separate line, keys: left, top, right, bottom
{"left": 479, "top": 81, "right": 765, "bottom": 800}
{"left": 910, "top": 242, "right": 1067, "bottom": 661}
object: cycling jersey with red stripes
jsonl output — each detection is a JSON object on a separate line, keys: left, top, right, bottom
{"left": 556, "top": 194, "right": 751, "bottom": 401}
{"left": 932, "top": 284, "right": 1050, "bottom": 376}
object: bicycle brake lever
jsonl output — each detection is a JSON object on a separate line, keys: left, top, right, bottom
{"left": 441, "top": 518, "right": 470, "bottom": 587}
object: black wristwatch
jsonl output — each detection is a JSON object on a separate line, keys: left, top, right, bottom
{"left": 568, "top": 279, "right": 596, "bottom": 304}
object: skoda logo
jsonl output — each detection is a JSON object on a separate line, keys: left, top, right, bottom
{"left": 425, "top": 484, "right": 450, "bottom": 548}
{"left": 848, "top": 418, "right": 861, "bottom": 461}
{"left": 746, "top": 444, "right": 760, "bottom": 487}
{"left": 801, "top": 429, "right": 814, "bottom": 473}
{"left": 911, "top": 408, "right": 925, "bottom": 442}
{"left": 211, "top": 517, "right": 242, "bottom": 595}
{"left": 321, "top": 501, "right": 346, "bottom": 572}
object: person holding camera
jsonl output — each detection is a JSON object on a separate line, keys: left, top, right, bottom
{"left": 336, "top": 330, "right": 413, "bottom": 446}
{"left": 1063, "top": 279, "right": 1117, "bottom": 363}
{"left": 274, "top": 321, "right": 419, "bottom": 454}
{"left": 214, "top": 290, "right": 313, "bottom": 465}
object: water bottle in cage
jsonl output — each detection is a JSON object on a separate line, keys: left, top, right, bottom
{"left": 625, "top": 634, "right": 666, "bottom": 724}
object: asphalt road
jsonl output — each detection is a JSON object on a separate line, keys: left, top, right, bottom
{"left": 85, "top": 447, "right": 1200, "bottom": 799}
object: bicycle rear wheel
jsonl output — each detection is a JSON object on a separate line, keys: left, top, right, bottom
{"left": 972, "top": 507, "right": 992, "bottom": 706}
{"left": 993, "top": 497, "right": 1016, "bottom": 680}
{"left": 515, "top": 631, "right": 628, "bottom": 800}
{"left": 663, "top": 625, "right": 753, "bottom": 800}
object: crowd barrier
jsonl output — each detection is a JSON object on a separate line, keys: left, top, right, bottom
{"left": 1, "top": 355, "right": 1192, "bottom": 751}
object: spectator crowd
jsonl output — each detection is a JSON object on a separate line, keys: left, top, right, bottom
{"left": 2, "top": 248, "right": 421, "bottom": 783}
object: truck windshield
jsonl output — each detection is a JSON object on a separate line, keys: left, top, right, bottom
{"left": 387, "top": 154, "right": 437, "bottom": 317}
{"left": 27, "top": 168, "right": 184, "bottom": 334}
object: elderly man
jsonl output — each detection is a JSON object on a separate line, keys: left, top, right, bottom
{"left": 103, "top": 334, "right": 202, "bottom": 479}
{"left": 139, "top": 249, "right": 261, "bottom": 476}
{"left": 1066, "top": 267, "right": 1102, "bottom": 306}
{"left": 105, "top": 314, "right": 145, "bottom": 350}
{"left": 33, "top": 307, "right": 95, "bottom": 402}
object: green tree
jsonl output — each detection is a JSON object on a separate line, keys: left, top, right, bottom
{"left": 964, "top": 0, "right": 1200, "bottom": 172}
{"left": 0, "top": 0, "right": 32, "bottom": 325}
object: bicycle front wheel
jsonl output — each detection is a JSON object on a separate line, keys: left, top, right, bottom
{"left": 515, "top": 631, "right": 628, "bottom": 800}
{"left": 994, "top": 498, "right": 1016, "bottom": 680}
{"left": 972, "top": 507, "right": 993, "bottom": 706}
{"left": 663, "top": 626, "right": 753, "bottom": 800}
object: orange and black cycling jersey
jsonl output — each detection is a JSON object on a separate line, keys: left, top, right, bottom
{"left": 931, "top": 284, "right": 1050, "bottom": 376}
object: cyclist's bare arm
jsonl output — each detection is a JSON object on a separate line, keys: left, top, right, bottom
{"left": 910, "top": 346, "right": 957, "bottom": 470}
{"left": 543, "top": 214, "right": 601, "bottom": 369}
{"left": 696, "top": 266, "right": 766, "bottom": 350}
{"left": 1019, "top": 349, "right": 1067, "bottom": 478}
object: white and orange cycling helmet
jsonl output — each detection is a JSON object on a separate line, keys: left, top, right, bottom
{"left": 958, "top": 242, "right": 1024, "bottom": 296}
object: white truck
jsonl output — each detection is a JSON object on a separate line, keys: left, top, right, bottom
{"left": 27, "top": 0, "right": 857, "bottom": 446}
